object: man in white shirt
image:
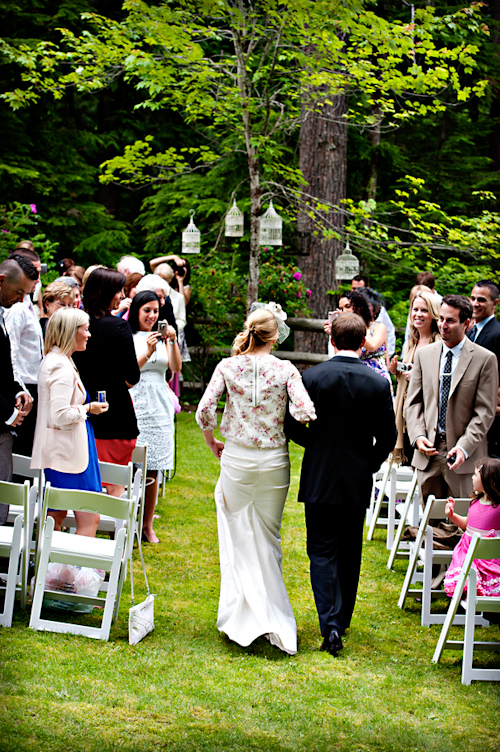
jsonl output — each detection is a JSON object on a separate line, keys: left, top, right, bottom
{"left": 0, "top": 256, "right": 37, "bottom": 522}
{"left": 405, "top": 295, "right": 498, "bottom": 502}
{"left": 350, "top": 275, "right": 395, "bottom": 356}
{"left": 4, "top": 248, "right": 44, "bottom": 459}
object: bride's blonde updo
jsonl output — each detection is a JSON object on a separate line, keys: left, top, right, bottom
{"left": 232, "top": 309, "right": 278, "bottom": 356}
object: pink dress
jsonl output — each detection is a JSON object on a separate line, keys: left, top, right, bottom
{"left": 444, "top": 499, "right": 500, "bottom": 597}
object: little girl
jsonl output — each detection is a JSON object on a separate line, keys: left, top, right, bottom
{"left": 444, "top": 457, "right": 500, "bottom": 598}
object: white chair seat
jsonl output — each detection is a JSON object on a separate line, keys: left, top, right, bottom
{"left": 50, "top": 530, "right": 117, "bottom": 562}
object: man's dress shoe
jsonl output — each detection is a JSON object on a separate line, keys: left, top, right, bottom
{"left": 320, "top": 628, "right": 343, "bottom": 656}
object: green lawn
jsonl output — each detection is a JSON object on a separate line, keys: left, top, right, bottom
{"left": 1, "top": 411, "right": 499, "bottom": 752}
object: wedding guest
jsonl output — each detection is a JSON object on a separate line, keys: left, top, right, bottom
{"left": 129, "top": 291, "right": 181, "bottom": 543}
{"left": 40, "top": 281, "right": 75, "bottom": 337}
{"left": 73, "top": 267, "right": 140, "bottom": 498}
{"left": 31, "top": 307, "right": 108, "bottom": 536}
{"left": 196, "top": 303, "right": 316, "bottom": 655}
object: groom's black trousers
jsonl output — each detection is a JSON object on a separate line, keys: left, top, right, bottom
{"left": 304, "top": 503, "right": 366, "bottom": 637}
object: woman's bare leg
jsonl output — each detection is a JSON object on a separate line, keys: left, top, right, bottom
{"left": 74, "top": 511, "right": 100, "bottom": 537}
{"left": 48, "top": 509, "right": 67, "bottom": 531}
{"left": 142, "top": 470, "right": 159, "bottom": 543}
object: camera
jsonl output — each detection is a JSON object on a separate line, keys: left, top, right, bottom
{"left": 447, "top": 453, "right": 457, "bottom": 467}
{"left": 396, "top": 362, "right": 412, "bottom": 374}
{"left": 327, "top": 311, "right": 339, "bottom": 326}
{"left": 40, "top": 263, "right": 48, "bottom": 275}
{"left": 158, "top": 320, "right": 168, "bottom": 337}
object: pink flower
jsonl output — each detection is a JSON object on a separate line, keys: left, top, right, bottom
{"left": 293, "top": 271, "right": 302, "bottom": 281}
{"left": 297, "top": 292, "right": 302, "bottom": 298}
{"left": 306, "top": 289, "right": 312, "bottom": 298}
{"left": 1, "top": 229, "right": 8, "bottom": 234}
{"left": 29, "top": 204, "right": 37, "bottom": 214}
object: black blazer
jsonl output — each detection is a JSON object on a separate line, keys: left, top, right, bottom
{"left": 285, "top": 356, "right": 397, "bottom": 508}
{"left": 73, "top": 314, "right": 140, "bottom": 440}
{"left": 474, "top": 317, "right": 500, "bottom": 377}
{"left": 0, "top": 323, "right": 24, "bottom": 434}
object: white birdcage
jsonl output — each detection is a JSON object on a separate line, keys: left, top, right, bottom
{"left": 181, "top": 210, "right": 201, "bottom": 254}
{"left": 335, "top": 237, "right": 359, "bottom": 280}
{"left": 225, "top": 200, "right": 244, "bottom": 237}
{"left": 259, "top": 200, "right": 282, "bottom": 246}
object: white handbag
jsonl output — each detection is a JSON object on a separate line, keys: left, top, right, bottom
{"left": 129, "top": 531, "right": 155, "bottom": 645}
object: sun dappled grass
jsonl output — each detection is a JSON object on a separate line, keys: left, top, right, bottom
{"left": 1, "top": 411, "right": 499, "bottom": 751}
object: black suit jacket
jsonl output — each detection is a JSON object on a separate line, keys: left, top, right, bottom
{"left": 73, "top": 314, "right": 140, "bottom": 440}
{"left": 474, "top": 317, "right": 500, "bottom": 378}
{"left": 0, "top": 322, "right": 23, "bottom": 434}
{"left": 285, "top": 356, "right": 397, "bottom": 508}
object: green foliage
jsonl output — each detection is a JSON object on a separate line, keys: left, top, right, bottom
{"left": 0, "top": 202, "right": 58, "bottom": 267}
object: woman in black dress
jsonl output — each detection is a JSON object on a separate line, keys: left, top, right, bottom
{"left": 73, "top": 267, "right": 140, "bottom": 497}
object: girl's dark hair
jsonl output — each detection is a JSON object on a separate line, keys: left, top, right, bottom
{"left": 341, "top": 290, "right": 371, "bottom": 326}
{"left": 128, "top": 291, "right": 160, "bottom": 334}
{"left": 359, "top": 287, "right": 382, "bottom": 320}
{"left": 471, "top": 457, "right": 500, "bottom": 507}
{"left": 83, "top": 267, "right": 126, "bottom": 318}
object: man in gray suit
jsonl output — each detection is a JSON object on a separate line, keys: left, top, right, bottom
{"left": 405, "top": 294, "right": 498, "bottom": 502}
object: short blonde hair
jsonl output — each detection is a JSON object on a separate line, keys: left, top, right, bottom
{"left": 154, "top": 263, "right": 174, "bottom": 283}
{"left": 45, "top": 307, "right": 89, "bottom": 357}
{"left": 42, "top": 281, "right": 75, "bottom": 313}
{"left": 232, "top": 309, "right": 278, "bottom": 356}
{"left": 82, "top": 264, "right": 105, "bottom": 288}
{"left": 136, "top": 274, "right": 170, "bottom": 296}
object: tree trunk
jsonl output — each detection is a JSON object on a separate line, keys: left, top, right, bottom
{"left": 247, "top": 153, "right": 261, "bottom": 313}
{"left": 366, "top": 106, "right": 381, "bottom": 202}
{"left": 296, "top": 94, "right": 348, "bottom": 353}
{"left": 491, "top": 0, "right": 500, "bottom": 173}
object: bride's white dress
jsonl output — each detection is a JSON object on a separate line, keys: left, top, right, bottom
{"left": 196, "top": 353, "right": 316, "bottom": 654}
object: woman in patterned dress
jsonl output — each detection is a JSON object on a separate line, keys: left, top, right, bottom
{"left": 196, "top": 304, "right": 316, "bottom": 655}
{"left": 129, "top": 291, "right": 181, "bottom": 543}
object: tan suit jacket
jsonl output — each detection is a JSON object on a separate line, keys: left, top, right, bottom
{"left": 405, "top": 338, "right": 498, "bottom": 474}
{"left": 31, "top": 348, "right": 89, "bottom": 473}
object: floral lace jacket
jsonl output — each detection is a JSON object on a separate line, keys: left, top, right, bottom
{"left": 196, "top": 354, "right": 316, "bottom": 448}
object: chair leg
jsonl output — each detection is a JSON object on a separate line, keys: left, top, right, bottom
{"left": 387, "top": 493, "right": 412, "bottom": 569}
{"left": 0, "top": 517, "right": 23, "bottom": 628}
{"left": 29, "top": 516, "right": 54, "bottom": 632}
{"left": 102, "top": 531, "right": 127, "bottom": 639}
{"left": 462, "top": 570, "right": 477, "bottom": 685}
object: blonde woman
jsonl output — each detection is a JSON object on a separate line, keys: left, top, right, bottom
{"left": 389, "top": 289, "right": 441, "bottom": 464}
{"left": 196, "top": 303, "right": 316, "bottom": 655}
{"left": 40, "top": 281, "right": 75, "bottom": 337}
{"left": 31, "top": 307, "right": 108, "bottom": 536}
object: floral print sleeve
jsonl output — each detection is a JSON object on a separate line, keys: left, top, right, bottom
{"left": 195, "top": 362, "right": 226, "bottom": 431}
{"left": 286, "top": 365, "right": 317, "bottom": 423}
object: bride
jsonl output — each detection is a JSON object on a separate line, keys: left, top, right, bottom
{"left": 196, "top": 303, "right": 316, "bottom": 654}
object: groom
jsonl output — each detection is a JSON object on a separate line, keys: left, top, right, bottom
{"left": 286, "top": 313, "right": 396, "bottom": 655}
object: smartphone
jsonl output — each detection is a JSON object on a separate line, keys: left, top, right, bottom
{"left": 40, "top": 263, "right": 48, "bottom": 275}
{"left": 328, "top": 311, "right": 339, "bottom": 326}
{"left": 396, "top": 362, "right": 412, "bottom": 373}
{"left": 96, "top": 391, "right": 106, "bottom": 403}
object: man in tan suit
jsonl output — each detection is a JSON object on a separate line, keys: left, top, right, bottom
{"left": 405, "top": 294, "right": 498, "bottom": 502}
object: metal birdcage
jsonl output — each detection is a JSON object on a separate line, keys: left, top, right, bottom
{"left": 225, "top": 200, "right": 244, "bottom": 238}
{"left": 259, "top": 200, "right": 282, "bottom": 246}
{"left": 181, "top": 210, "right": 201, "bottom": 254}
{"left": 335, "top": 237, "right": 359, "bottom": 281}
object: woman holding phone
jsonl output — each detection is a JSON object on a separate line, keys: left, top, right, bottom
{"left": 129, "top": 291, "right": 181, "bottom": 543}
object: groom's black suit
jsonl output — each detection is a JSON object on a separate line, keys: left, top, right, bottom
{"left": 286, "top": 355, "right": 396, "bottom": 638}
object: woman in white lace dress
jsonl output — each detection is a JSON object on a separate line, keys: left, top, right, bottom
{"left": 129, "top": 291, "right": 181, "bottom": 543}
{"left": 196, "top": 304, "right": 316, "bottom": 654}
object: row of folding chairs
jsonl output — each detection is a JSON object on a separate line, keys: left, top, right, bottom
{"left": 0, "top": 445, "right": 150, "bottom": 638}
{"left": 368, "top": 462, "right": 500, "bottom": 684}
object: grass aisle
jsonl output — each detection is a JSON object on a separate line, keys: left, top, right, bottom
{"left": 1, "top": 412, "right": 499, "bottom": 751}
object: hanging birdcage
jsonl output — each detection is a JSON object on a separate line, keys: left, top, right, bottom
{"left": 225, "top": 200, "right": 244, "bottom": 238}
{"left": 259, "top": 200, "right": 282, "bottom": 246}
{"left": 181, "top": 210, "right": 201, "bottom": 254}
{"left": 335, "top": 237, "right": 359, "bottom": 281}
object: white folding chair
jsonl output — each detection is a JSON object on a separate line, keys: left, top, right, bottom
{"left": 62, "top": 461, "right": 134, "bottom": 535}
{"left": 9, "top": 454, "right": 44, "bottom": 559}
{"left": 387, "top": 470, "right": 420, "bottom": 569}
{"left": 368, "top": 463, "right": 414, "bottom": 550}
{"left": 398, "top": 495, "right": 490, "bottom": 627}
{"left": 0, "top": 480, "right": 35, "bottom": 626}
{"left": 30, "top": 482, "right": 139, "bottom": 640}
{"left": 432, "top": 533, "right": 500, "bottom": 684}
{"left": 366, "top": 461, "right": 391, "bottom": 530}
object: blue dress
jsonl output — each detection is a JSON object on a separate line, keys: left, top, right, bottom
{"left": 44, "top": 393, "right": 102, "bottom": 492}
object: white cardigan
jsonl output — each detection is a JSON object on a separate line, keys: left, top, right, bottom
{"left": 31, "top": 348, "right": 89, "bottom": 473}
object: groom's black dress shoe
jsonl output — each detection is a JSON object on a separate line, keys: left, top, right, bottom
{"left": 320, "top": 629, "right": 343, "bottom": 656}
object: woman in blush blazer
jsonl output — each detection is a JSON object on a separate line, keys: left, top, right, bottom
{"left": 31, "top": 307, "right": 108, "bottom": 536}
